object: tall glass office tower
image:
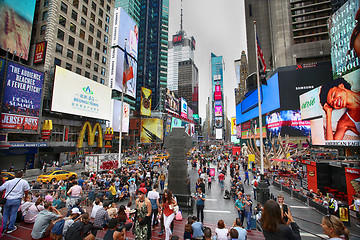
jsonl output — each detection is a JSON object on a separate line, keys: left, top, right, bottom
{"left": 115, "top": 0, "right": 140, "bottom": 24}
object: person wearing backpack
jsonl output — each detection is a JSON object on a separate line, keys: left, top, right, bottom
{"left": 65, "top": 212, "right": 102, "bottom": 240}
{"left": 50, "top": 207, "right": 81, "bottom": 240}
{"left": 251, "top": 176, "right": 258, "bottom": 200}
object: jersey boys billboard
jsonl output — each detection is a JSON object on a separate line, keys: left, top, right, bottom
{"left": 1, "top": 62, "right": 44, "bottom": 132}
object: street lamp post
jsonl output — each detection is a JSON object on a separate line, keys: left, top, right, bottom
{"left": 254, "top": 21, "right": 269, "bottom": 205}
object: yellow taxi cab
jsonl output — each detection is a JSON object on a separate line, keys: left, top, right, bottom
{"left": 157, "top": 154, "right": 169, "bottom": 160}
{"left": 151, "top": 156, "right": 161, "bottom": 163}
{"left": 123, "top": 158, "right": 136, "bottom": 165}
{"left": 1, "top": 172, "right": 15, "bottom": 181}
{"left": 37, "top": 170, "right": 77, "bottom": 183}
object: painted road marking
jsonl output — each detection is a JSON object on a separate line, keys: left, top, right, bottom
{"left": 289, "top": 206, "right": 311, "bottom": 209}
{"left": 205, "top": 199, "right": 218, "bottom": 201}
{"left": 204, "top": 210, "right": 231, "bottom": 213}
{"left": 300, "top": 232, "right": 328, "bottom": 238}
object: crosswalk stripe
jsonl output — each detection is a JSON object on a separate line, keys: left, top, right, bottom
{"left": 205, "top": 199, "right": 218, "bottom": 201}
{"left": 300, "top": 232, "right": 328, "bottom": 238}
{"left": 289, "top": 206, "right": 310, "bottom": 209}
{"left": 204, "top": 210, "right": 231, "bottom": 213}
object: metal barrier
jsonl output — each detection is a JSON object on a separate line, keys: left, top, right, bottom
{"left": 309, "top": 199, "right": 328, "bottom": 215}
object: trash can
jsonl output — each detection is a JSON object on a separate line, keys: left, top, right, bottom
{"left": 338, "top": 202, "right": 350, "bottom": 227}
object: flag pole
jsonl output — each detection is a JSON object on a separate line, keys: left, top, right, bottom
{"left": 254, "top": 21, "right": 264, "bottom": 175}
{"left": 118, "top": 39, "right": 127, "bottom": 168}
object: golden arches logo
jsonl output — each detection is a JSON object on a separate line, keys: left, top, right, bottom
{"left": 35, "top": 42, "right": 45, "bottom": 53}
{"left": 77, "top": 121, "right": 103, "bottom": 148}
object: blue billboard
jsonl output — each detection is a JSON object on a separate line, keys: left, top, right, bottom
{"left": 236, "top": 73, "right": 280, "bottom": 125}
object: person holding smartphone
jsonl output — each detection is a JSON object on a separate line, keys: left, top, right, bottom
{"left": 277, "top": 194, "right": 290, "bottom": 223}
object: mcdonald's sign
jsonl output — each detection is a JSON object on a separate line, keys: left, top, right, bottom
{"left": 104, "top": 127, "right": 113, "bottom": 148}
{"left": 77, "top": 121, "right": 103, "bottom": 148}
{"left": 41, "top": 120, "right": 53, "bottom": 140}
{"left": 34, "top": 41, "right": 47, "bottom": 64}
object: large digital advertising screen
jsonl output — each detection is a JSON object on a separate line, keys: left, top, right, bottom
{"left": 214, "top": 105, "right": 222, "bottom": 117}
{"left": 140, "top": 118, "right": 163, "bottom": 143}
{"left": 0, "top": 0, "right": 36, "bottom": 60}
{"left": 181, "top": 98, "right": 188, "bottom": 118}
{"left": 215, "top": 117, "right": 223, "bottom": 128}
{"left": 231, "top": 118, "right": 236, "bottom": 135}
{"left": 164, "top": 115, "right": 172, "bottom": 136}
{"left": 1, "top": 61, "right": 44, "bottom": 132}
{"left": 241, "top": 118, "right": 266, "bottom": 139}
{"left": 171, "top": 117, "right": 182, "bottom": 130}
{"left": 236, "top": 73, "right": 280, "bottom": 125}
{"left": 109, "top": 8, "right": 138, "bottom": 98}
{"left": 165, "top": 89, "right": 179, "bottom": 115}
{"left": 111, "top": 99, "right": 129, "bottom": 133}
{"left": 52, "top": 66, "right": 111, "bottom": 120}
{"left": 215, "top": 128, "right": 222, "bottom": 140}
{"left": 301, "top": 1, "right": 360, "bottom": 147}
{"left": 278, "top": 61, "right": 333, "bottom": 111}
{"left": 266, "top": 110, "right": 311, "bottom": 137}
{"left": 236, "top": 124, "right": 242, "bottom": 139}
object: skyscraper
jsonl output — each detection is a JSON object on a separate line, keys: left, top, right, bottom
{"left": 234, "top": 50, "right": 248, "bottom": 104}
{"left": 211, "top": 53, "right": 225, "bottom": 140}
{"left": 135, "top": 0, "right": 169, "bottom": 112}
{"left": 115, "top": 0, "right": 140, "bottom": 24}
{"left": 167, "top": 31, "right": 196, "bottom": 94}
{"left": 245, "top": 0, "right": 332, "bottom": 73}
{"left": 178, "top": 59, "right": 199, "bottom": 114}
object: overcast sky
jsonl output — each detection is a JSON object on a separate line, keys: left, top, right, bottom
{"left": 168, "top": 0, "right": 247, "bottom": 121}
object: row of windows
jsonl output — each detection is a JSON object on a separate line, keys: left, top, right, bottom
{"left": 54, "top": 57, "right": 105, "bottom": 84}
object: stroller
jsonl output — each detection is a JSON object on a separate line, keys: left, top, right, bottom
{"left": 223, "top": 189, "right": 231, "bottom": 199}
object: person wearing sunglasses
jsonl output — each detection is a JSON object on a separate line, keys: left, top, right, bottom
{"left": 320, "top": 214, "right": 349, "bottom": 240}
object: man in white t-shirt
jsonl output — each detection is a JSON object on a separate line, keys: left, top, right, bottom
{"left": 0, "top": 171, "right": 30, "bottom": 233}
{"left": 350, "top": 194, "right": 360, "bottom": 227}
{"left": 148, "top": 183, "right": 160, "bottom": 227}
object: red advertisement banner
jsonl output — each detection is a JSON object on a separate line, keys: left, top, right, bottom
{"left": 0, "top": 113, "right": 38, "bottom": 131}
{"left": 34, "top": 42, "right": 46, "bottom": 64}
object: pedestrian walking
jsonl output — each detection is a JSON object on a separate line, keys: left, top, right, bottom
{"left": 207, "top": 176, "right": 212, "bottom": 190}
{"left": 194, "top": 187, "right": 205, "bottom": 223}
{"left": 161, "top": 189, "right": 177, "bottom": 240}
{"left": 244, "top": 169, "right": 249, "bottom": 185}
{"left": 243, "top": 194, "right": 253, "bottom": 230}
{"left": 251, "top": 176, "right": 258, "bottom": 200}
{"left": 218, "top": 172, "right": 225, "bottom": 191}
{"left": 0, "top": 171, "right": 30, "bottom": 234}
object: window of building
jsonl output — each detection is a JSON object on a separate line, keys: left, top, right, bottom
{"left": 40, "top": 25, "right": 46, "bottom": 35}
{"left": 93, "top": 75, "right": 98, "bottom": 81}
{"left": 91, "top": 1, "right": 96, "bottom": 11}
{"left": 34, "top": 14, "right": 38, "bottom": 23}
{"left": 68, "top": 35, "right": 75, "bottom": 46}
{"left": 100, "top": 78, "right": 105, "bottom": 84}
{"left": 249, "top": 4, "right": 252, "bottom": 17}
{"left": 57, "top": 29, "right": 65, "bottom": 40}
{"left": 97, "top": 29, "right": 101, "bottom": 38}
{"left": 86, "top": 59, "right": 91, "bottom": 68}
{"left": 71, "top": 10, "right": 78, "bottom": 20}
{"left": 99, "top": 8, "right": 103, "bottom": 17}
{"left": 70, "top": 22, "right": 76, "bottom": 33}
{"left": 106, "top": 4, "right": 110, "bottom": 13}
{"left": 87, "top": 47, "right": 92, "bottom": 57}
{"left": 80, "top": 29, "right": 85, "bottom": 39}
{"left": 60, "top": 2, "right": 68, "bottom": 13}
{"left": 88, "top": 35, "right": 93, "bottom": 45}
{"left": 67, "top": 49, "right": 74, "bottom": 59}
{"left": 73, "top": 0, "right": 79, "bottom": 8}
{"left": 54, "top": 58, "right": 61, "bottom": 66}
{"left": 103, "top": 35, "right": 108, "bottom": 43}
{"left": 89, "top": 23, "right": 94, "bottom": 33}
{"left": 65, "top": 62, "right": 72, "bottom": 70}
{"left": 101, "top": 67, "right": 106, "bottom": 76}
{"left": 103, "top": 45, "right": 107, "bottom": 54}
{"left": 78, "top": 41, "right": 84, "bottom": 52}
{"left": 55, "top": 43, "right": 63, "bottom": 54}
{"left": 77, "top": 54, "right": 83, "bottom": 64}
{"left": 82, "top": 5, "right": 88, "bottom": 15}
{"left": 106, "top": 15, "right": 110, "bottom": 23}
{"left": 90, "top": 12, "right": 95, "bottom": 22}
{"left": 42, "top": 11, "right": 48, "bottom": 21}
{"left": 96, "top": 40, "right": 100, "bottom": 49}
{"left": 81, "top": 17, "right": 86, "bottom": 27}
{"left": 93, "top": 63, "right": 99, "bottom": 72}
{"left": 105, "top": 25, "right": 109, "bottom": 33}
{"left": 85, "top": 71, "right": 90, "bottom": 78}
{"left": 84, "top": 0, "right": 88, "bottom": 4}
{"left": 76, "top": 67, "right": 81, "bottom": 74}
{"left": 44, "top": 0, "right": 49, "bottom": 7}
{"left": 98, "top": 19, "right": 102, "bottom": 28}
{"left": 59, "top": 15, "right": 66, "bottom": 27}
{"left": 102, "top": 56, "right": 106, "bottom": 64}
{"left": 95, "top": 52, "right": 100, "bottom": 61}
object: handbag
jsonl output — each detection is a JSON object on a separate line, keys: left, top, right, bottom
{"left": 0, "top": 179, "right": 21, "bottom": 205}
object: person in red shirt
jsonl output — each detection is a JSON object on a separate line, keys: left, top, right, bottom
{"left": 161, "top": 189, "right": 177, "bottom": 240}
{"left": 218, "top": 173, "right": 225, "bottom": 190}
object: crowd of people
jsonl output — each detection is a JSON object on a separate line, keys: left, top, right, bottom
{"left": 0, "top": 144, "right": 357, "bottom": 240}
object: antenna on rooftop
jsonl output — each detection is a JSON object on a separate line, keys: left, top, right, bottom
{"left": 180, "top": 0, "right": 183, "bottom": 31}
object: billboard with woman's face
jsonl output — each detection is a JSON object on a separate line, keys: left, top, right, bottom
{"left": 300, "top": 1, "right": 360, "bottom": 146}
